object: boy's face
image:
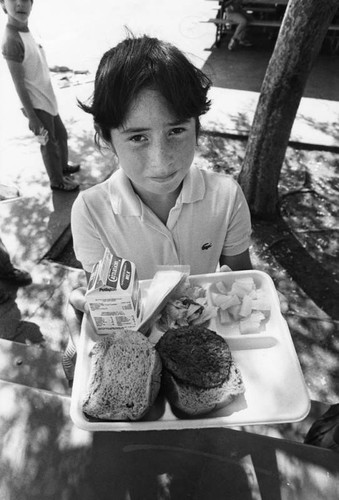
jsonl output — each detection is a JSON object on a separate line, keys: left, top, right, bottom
{"left": 3, "top": 0, "right": 32, "bottom": 27}
{"left": 110, "top": 88, "right": 196, "bottom": 200}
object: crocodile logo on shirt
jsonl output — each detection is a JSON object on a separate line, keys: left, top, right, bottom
{"left": 201, "top": 242, "right": 212, "bottom": 250}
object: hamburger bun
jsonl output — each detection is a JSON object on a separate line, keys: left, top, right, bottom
{"left": 156, "top": 326, "right": 244, "bottom": 415}
{"left": 83, "top": 330, "right": 162, "bottom": 421}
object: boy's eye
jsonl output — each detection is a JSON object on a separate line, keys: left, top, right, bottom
{"left": 169, "top": 127, "right": 185, "bottom": 135}
{"left": 129, "top": 134, "right": 146, "bottom": 143}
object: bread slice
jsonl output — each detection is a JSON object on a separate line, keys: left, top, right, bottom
{"left": 83, "top": 330, "right": 162, "bottom": 421}
{"left": 156, "top": 326, "right": 245, "bottom": 416}
{"left": 163, "top": 362, "right": 245, "bottom": 416}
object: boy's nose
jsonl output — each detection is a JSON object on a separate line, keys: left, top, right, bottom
{"left": 150, "top": 140, "right": 173, "bottom": 172}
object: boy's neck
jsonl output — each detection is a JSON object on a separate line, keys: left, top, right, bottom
{"left": 7, "top": 14, "right": 29, "bottom": 30}
{"left": 134, "top": 185, "right": 182, "bottom": 226}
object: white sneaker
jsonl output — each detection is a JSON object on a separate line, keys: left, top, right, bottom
{"left": 0, "top": 184, "right": 20, "bottom": 201}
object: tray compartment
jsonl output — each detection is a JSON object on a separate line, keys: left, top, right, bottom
{"left": 206, "top": 270, "right": 281, "bottom": 339}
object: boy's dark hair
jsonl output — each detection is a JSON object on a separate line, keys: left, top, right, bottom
{"left": 79, "top": 34, "right": 211, "bottom": 144}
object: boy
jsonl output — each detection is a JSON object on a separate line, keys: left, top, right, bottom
{"left": 74, "top": 35, "right": 252, "bottom": 281}
{"left": 62, "top": 35, "right": 253, "bottom": 381}
{"left": 0, "top": 0, "right": 80, "bottom": 191}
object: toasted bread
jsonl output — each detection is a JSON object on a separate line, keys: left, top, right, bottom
{"left": 83, "top": 330, "right": 162, "bottom": 421}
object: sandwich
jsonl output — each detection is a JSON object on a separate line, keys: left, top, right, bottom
{"left": 83, "top": 330, "right": 162, "bottom": 421}
{"left": 156, "top": 325, "right": 244, "bottom": 416}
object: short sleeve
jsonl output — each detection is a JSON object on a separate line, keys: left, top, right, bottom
{"left": 1, "top": 29, "right": 24, "bottom": 62}
{"left": 71, "top": 194, "right": 106, "bottom": 274}
{"left": 221, "top": 181, "right": 252, "bottom": 256}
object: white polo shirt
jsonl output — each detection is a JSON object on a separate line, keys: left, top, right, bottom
{"left": 71, "top": 166, "right": 251, "bottom": 280}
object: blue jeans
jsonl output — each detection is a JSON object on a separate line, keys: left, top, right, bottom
{"left": 34, "top": 109, "right": 69, "bottom": 185}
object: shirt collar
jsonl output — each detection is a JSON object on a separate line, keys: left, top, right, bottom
{"left": 7, "top": 23, "right": 29, "bottom": 33}
{"left": 109, "top": 169, "right": 142, "bottom": 216}
{"left": 179, "top": 164, "right": 205, "bottom": 204}
{"left": 109, "top": 165, "right": 206, "bottom": 216}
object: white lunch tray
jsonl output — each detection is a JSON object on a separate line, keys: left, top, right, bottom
{"left": 70, "top": 270, "right": 310, "bottom": 431}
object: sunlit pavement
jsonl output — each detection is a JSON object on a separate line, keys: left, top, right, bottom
{"left": 0, "top": 0, "right": 338, "bottom": 423}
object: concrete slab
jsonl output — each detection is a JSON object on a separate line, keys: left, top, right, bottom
{"left": 201, "top": 87, "right": 339, "bottom": 149}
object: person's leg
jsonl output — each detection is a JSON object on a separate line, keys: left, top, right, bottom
{"left": 304, "top": 404, "right": 339, "bottom": 451}
{"left": 34, "top": 109, "right": 79, "bottom": 190}
{"left": 0, "top": 236, "right": 14, "bottom": 275}
{"left": 0, "top": 236, "right": 32, "bottom": 286}
{"left": 0, "top": 289, "right": 10, "bottom": 304}
{"left": 53, "top": 114, "right": 68, "bottom": 169}
{"left": 231, "top": 12, "right": 248, "bottom": 41}
{"left": 54, "top": 114, "right": 81, "bottom": 174}
{"left": 0, "top": 229, "right": 14, "bottom": 303}
{"left": 35, "top": 109, "right": 64, "bottom": 186}
{"left": 227, "top": 11, "right": 252, "bottom": 50}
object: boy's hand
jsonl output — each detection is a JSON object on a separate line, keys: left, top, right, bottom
{"left": 219, "top": 265, "right": 232, "bottom": 273}
{"left": 69, "top": 286, "right": 89, "bottom": 318}
{"left": 277, "top": 290, "right": 289, "bottom": 314}
{"left": 28, "top": 115, "right": 45, "bottom": 135}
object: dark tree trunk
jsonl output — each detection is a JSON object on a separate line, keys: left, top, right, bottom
{"left": 238, "top": 0, "right": 338, "bottom": 220}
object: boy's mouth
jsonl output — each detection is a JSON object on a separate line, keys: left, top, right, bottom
{"left": 152, "top": 171, "right": 177, "bottom": 182}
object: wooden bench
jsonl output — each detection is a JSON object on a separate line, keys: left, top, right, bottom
{"left": 209, "top": 18, "right": 281, "bottom": 28}
{"left": 208, "top": 17, "right": 339, "bottom": 30}
{"left": 205, "top": 17, "right": 281, "bottom": 47}
{"left": 205, "top": 17, "right": 339, "bottom": 50}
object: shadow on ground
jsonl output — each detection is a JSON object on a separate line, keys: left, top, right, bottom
{"left": 201, "top": 31, "right": 339, "bottom": 101}
{"left": 196, "top": 132, "right": 339, "bottom": 401}
{"left": 0, "top": 126, "right": 115, "bottom": 352}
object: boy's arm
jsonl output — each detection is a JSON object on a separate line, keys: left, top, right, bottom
{"left": 5, "top": 59, "right": 44, "bottom": 135}
{"left": 220, "top": 249, "right": 252, "bottom": 271}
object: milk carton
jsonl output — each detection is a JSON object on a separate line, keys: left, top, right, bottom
{"left": 86, "top": 249, "right": 142, "bottom": 334}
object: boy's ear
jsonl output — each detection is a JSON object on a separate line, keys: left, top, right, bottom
{"left": 94, "top": 122, "right": 116, "bottom": 153}
{"left": 94, "top": 122, "right": 107, "bottom": 144}
{"left": 94, "top": 122, "right": 102, "bottom": 136}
